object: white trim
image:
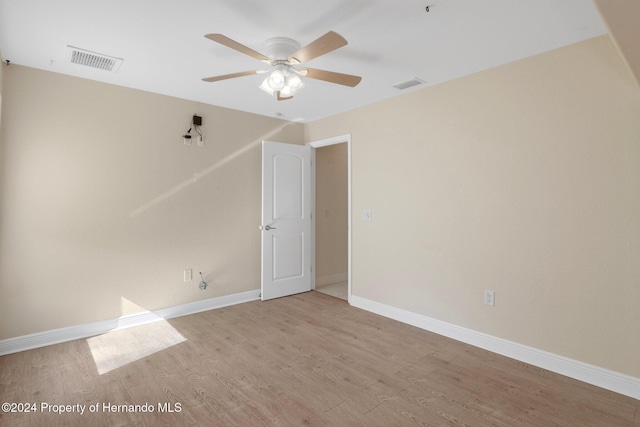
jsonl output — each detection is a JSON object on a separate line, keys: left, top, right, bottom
{"left": 0, "top": 289, "right": 260, "bottom": 356}
{"left": 309, "top": 146, "right": 317, "bottom": 291}
{"left": 350, "top": 295, "right": 640, "bottom": 400}
{"left": 308, "top": 135, "right": 350, "bottom": 149}
{"left": 307, "top": 134, "right": 352, "bottom": 303}
{"left": 315, "top": 272, "right": 348, "bottom": 287}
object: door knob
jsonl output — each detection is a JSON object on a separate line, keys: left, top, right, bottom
{"left": 260, "top": 225, "right": 276, "bottom": 230}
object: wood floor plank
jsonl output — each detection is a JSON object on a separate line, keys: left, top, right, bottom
{"left": 1, "top": 290, "right": 637, "bottom": 426}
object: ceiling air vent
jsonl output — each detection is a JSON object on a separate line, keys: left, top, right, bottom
{"left": 66, "top": 46, "right": 123, "bottom": 72}
{"left": 393, "top": 78, "right": 425, "bottom": 90}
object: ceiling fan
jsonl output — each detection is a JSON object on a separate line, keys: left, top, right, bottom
{"left": 202, "top": 31, "right": 362, "bottom": 101}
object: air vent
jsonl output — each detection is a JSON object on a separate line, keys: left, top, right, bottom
{"left": 393, "top": 78, "right": 426, "bottom": 90}
{"left": 66, "top": 46, "right": 123, "bottom": 72}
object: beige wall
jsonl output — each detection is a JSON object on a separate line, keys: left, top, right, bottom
{"left": 594, "top": 0, "right": 640, "bottom": 86}
{"left": 0, "top": 53, "right": 4, "bottom": 95}
{"left": 0, "top": 65, "right": 303, "bottom": 339}
{"left": 0, "top": 58, "right": 4, "bottom": 127}
{"left": 315, "top": 143, "right": 348, "bottom": 279}
{"left": 306, "top": 35, "right": 640, "bottom": 378}
{"left": 0, "top": 61, "right": 4, "bottom": 96}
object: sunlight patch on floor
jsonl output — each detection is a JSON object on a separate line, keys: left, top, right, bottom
{"left": 87, "top": 319, "right": 186, "bottom": 374}
{"left": 87, "top": 298, "right": 186, "bottom": 374}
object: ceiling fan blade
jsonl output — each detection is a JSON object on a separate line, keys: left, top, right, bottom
{"left": 302, "top": 68, "right": 362, "bottom": 87}
{"left": 202, "top": 71, "right": 261, "bottom": 82}
{"left": 288, "top": 31, "right": 347, "bottom": 64}
{"left": 205, "top": 34, "right": 271, "bottom": 62}
{"left": 276, "top": 91, "right": 293, "bottom": 101}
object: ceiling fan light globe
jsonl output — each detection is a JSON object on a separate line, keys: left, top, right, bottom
{"left": 259, "top": 78, "right": 275, "bottom": 95}
{"left": 281, "top": 80, "right": 304, "bottom": 97}
{"left": 286, "top": 73, "right": 303, "bottom": 89}
{"left": 294, "top": 81, "right": 305, "bottom": 94}
{"left": 267, "top": 69, "right": 285, "bottom": 91}
{"left": 280, "top": 86, "right": 292, "bottom": 97}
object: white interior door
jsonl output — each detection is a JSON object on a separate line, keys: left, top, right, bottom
{"left": 261, "top": 141, "right": 311, "bottom": 300}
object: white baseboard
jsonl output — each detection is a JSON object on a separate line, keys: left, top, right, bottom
{"left": 0, "top": 289, "right": 261, "bottom": 356}
{"left": 350, "top": 295, "right": 640, "bottom": 400}
{"left": 316, "top": 272, "right": 348, "bottom": 287}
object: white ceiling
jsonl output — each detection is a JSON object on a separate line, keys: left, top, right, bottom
{"left": 0, "top": 0, "right": 606, "bottom": 123}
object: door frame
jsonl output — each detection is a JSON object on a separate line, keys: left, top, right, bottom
{"left": 307, "top": 134, "right": 352, "bottom": 303}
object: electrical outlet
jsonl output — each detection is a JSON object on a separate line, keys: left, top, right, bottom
{"left": 484, "top": 290, "right": 495, "bottom": 306}
{"left": 197, "top": 135, "right": 204, "bottom": 147}
{"left": 362, "top": 209, "right": 372, "bottom": 221}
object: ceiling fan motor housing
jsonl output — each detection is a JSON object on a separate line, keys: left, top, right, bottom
{"left": 262, "top": 37, "right": 301, "bottom": 61}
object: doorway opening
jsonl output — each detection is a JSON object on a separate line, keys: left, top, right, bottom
{"left": 308, "top": 135, "right": 352, "bottom": 302}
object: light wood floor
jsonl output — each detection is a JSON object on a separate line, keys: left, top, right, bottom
{"left": 1, "top": 291, "right": 638, "bottom": 426}
{"left": 315, "top": 281, "right": 348, "bottom": 301}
